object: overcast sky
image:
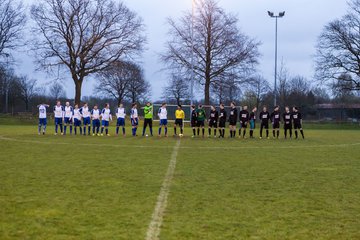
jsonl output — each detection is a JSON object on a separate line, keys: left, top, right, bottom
{"left": 14, "top": 0, "right": 348, "bottom": 101}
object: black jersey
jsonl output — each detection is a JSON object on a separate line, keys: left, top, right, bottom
{"left": 219, "top": 109, "right": 227, "bottom": 122}
{"left": 228, "top": 107, "right": 238, "bottom": 123}
{"left": 259, "top": 111, "right": 270, "bottom": 123}
{"left": 292, "top": 112, "right": 302, "bottom": 124}
{"left": 191, "top": 110, "right": 197, "bottom": 122}
{"left": 271, "top": 111, "right": 281, "bottom": 123}
{"left": 209, "top": 110, "right": 219, "bottom": 122}
{"left": 239, "top": 110, "right": 250, "bottom": 123}
{"left": 250, "top": 112, "right": 256, "bottom": 121}
{"left": 283, "top": 112, "right": 292, "bottom": 125}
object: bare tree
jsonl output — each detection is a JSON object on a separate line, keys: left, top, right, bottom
{"left": 31, "top": 0, "right": 146, "bottom": 104}
{"left": 162, "top": 74, "right": 189, "bottom": 105}
{"left": 48, "top": 82, "right": 67, "bottom": 100}
{"left": 96, "top": 60, "right": 138, "bottom": 105}
{"left": 161, "top": 0, "right": 260, "bottom": 105}
{"left": 15, "top": 76, "right": 39, "bottom": 111}
{"left": 277, "top": 61, "right": 290, "bottom": 107}
{"left": 315, "top": 0, "right": 360, "bottom": 92}
{"left": 0, "top": 0, "right": 26, "bottom": 58}
{"left": 246, "top": 75, "right": 271, "bottom": 109}
{"left": 126, "top": 65, "right": 150, "bottom": 103}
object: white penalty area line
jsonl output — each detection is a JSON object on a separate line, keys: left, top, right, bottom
{"left": 145, "top": 140, "right": 181, "bottom": 240}
{"left": 0, "top": 135, "right": 360, "bottom": 150}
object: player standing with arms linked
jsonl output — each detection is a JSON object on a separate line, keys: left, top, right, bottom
{"left": 158, "top": 103, "right": 168, "bottom": 137}
{"left": 73, "top": 104, "right": 82, "bottom": 135}
{"left": 80, "top": 103, "right": 91, "bottom": 135}
{"left": 292, "top": 106, "right": 305, "bottom": 139}
{"left": 259, "top": 106, "right": 270, "bottom": 139}
{"left": 208, "top": 105, "right": 218, "bottom": 137}
{"left": 239, "top": 105, "right": 250, "bottom": 138}
{"left": 63, "top": 102, "right": 73, "bottom": 135}
{"left": 142, "top": 102, "right": 153, "bottom": 137}
{"left": 196, "top": 104, "right": 206, "bottom": 137}
{"left": 130, "top": 103, "right": 139, "bottom": 137}
{"left": 191, "top": 105, "right": 197, "bottom": 137}
{"left": 116, "top": 103, "right": 126, "bottom": 136}
{"left": 174, "top": 104, "right": 185, "bottom": 137}
{"left": 283, "top": 106, "right": 293, "bottom": 139}
{"left": 228, "top": 102, "right": 238, "bottom": 138}
{"left": 53, "top": 100, "right": 64, "bottom": 135}
{"left": 218, "top": 104, "right": 227, "bottom": 138}
{"left": 91, "top": 104, "right": 101, "bottom": 136}
{"left": 100, "top": 103, "right": 112, "bottom": 136}
{"left": 271, "top": 106, "right": 281, "bottom": 139}
{"left": 37, "top": 103, "right": 49, "bottom": 135}
{"left": 249, "top": 107, "right": 257, "bottom": 138}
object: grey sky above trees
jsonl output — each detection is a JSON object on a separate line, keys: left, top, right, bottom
{"left": 6, "top": 0, "right": 349, "bottom": 101}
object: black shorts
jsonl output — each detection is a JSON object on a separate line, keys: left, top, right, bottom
{"left": 219, "top": 120, "right": 226, "bottom": 128}
{"left": 229, "top": 121, "right": 237, "bottom": 126}
{"left": 191, "top": 120, "right": 197, "bottom": 128}
{"left": 261, "top": 122, "right": 269, "bottom": 129}
{"left": 175, "top": 119, "right": 183, "bottom": 127}
{"left": 284, "top": 124, "right": 292, "bottom": 130}
{"left": 197, "top": 120, "right": 205, "bottom": 127}
{"left": 272, "top": 122, "right": 280, "bottom": 129}
{"left": 240, "top": 121, "right": 248, "bottom": 128}
{"left": 208, "top": 120, "right": 217, "bottom": 128}
{"left": 294, "top": 122, "right": 302, "bottom": 129}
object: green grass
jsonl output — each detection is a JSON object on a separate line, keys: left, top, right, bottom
{"left": 0, "top": 124, "right": 360, "bottom": 239}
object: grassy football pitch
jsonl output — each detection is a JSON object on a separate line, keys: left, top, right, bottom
{"left": 0, "top": 123, "right": 360, "bottom": 239}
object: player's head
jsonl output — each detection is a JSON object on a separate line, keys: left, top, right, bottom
{"left": 243, "top": 105, "right": 248, "bottom": 111}
{"left": 119, "top": 103, "right": 123, "bottom": 108}
{"left": 198, "top": 104, "right": 202, "bottom": 109}
{"left": 105, "top": 103, "right": 109, "bottom": 109}
{"left": 177, "top": 104, "right": 182, "bottom": 109}
{"left": 274, "top": 105, "right": 279, "bottom": 111}
{"left": 293, "top": 106, "right": 298, "bottom": 112}
{"left": 65, "top": 101, "right": 69, "bottom": 106}
{"left": 220, "top": 103, "right": 224, "bottom": 109}
{"left": 74, "top": 104, "right": 78, "bottom": 109}
{"left": 252, "top": 107, "right": 257, "bottom": 112}
{"left": 191, "top": 105, "right": 195, "bottom": 110}
{"left": 147, "top": 102, "right": 151, "bottom": 106}
{"left": 94, "top": 104, "right": 98, "bottom": 110}
{"left": 285, "top": 106, "right": 289, "bottom": 112}
{"left": 56, "top": 100, "right": 61, "bottom": 106}
{"left": 162, "top": 103, "right": 166, "bottom": 108}
{"left": 263, "top": 106, "right": 267, "bottom": 112}
{"left": 230, "top": 102, "right": 235, "bottom": 108}
{"left": 132, "top": 103, "right": 137, "bottom": 108}
{"left": 83, "top": 102, "right": 88, "bottom": 107}
{"left": 211, "top": 105, "right": 215, "bottom": 111}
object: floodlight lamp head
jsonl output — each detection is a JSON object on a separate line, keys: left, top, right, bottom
{"left": 268, "top": 11, "right": 274, "bottom": 17}
{"left": 279, "top": 11, "right": 285, "bottom": 17}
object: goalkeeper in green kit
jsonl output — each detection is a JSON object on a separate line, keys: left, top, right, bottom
{"left": 142, "top": 102, "right": 153, "bottom": 136}
{"left": 196, "top": 104, "right": 206, "bottom": 137}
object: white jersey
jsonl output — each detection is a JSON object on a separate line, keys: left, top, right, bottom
{"left": 116, "top": 107, "right": 126, "bottom": 119}
{"left": 38, "top": 105, "right": 47, "bottom": 119}
{"left": 131, "top": 108, "right": 138, "bottom": 118}
{"left": 53, "top": 105, "right": 64, "bottom": 118}
{"left": 80, "top": 106, "right": 91, "bottom": 118}
{"left": 73, "top": 109, "right": 82, "bottom": 120}
{"left": 158, "top": 107, "right": 167, "bottom": 120}
{"left": 64, "top": 106, "right": 73, "bottom": 118}
{"left": 91, "top": 109, "right": 100, "bottom": 120}
{"left": 101, "top": 108, "right": 112, "bottom": 121}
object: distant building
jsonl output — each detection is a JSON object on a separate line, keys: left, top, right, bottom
{"left": 316, "top": 104, "right": 360, "bottom": 122}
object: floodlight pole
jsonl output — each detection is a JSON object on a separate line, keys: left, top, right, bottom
{"left": 190, "top": 0, "right": 195, "bottom": 107}
{"left": 268, "top": 11, "right": 285, "bottom": 107}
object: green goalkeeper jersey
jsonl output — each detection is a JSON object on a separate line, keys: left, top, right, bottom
{"left": 144, "top": 105, "right": 153, "bottom": 119}
{"left": 196, "top": 108, "right": 206, "bottom": 121}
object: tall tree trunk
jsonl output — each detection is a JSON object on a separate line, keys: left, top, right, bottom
{"left": 75, "top": 80, "right": 83, "bottom": 105}
{"left": 25, "top": 99, "right": 29, "bottom": 111}
{"left": 204, "top": 76, "right": 211, "bottom": 105}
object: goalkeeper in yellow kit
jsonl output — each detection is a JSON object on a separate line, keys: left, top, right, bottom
{"left": 174, "top": 104, "right": 185, "bottom": 136}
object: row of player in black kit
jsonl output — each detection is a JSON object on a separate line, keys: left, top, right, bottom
{"left": 189, "top": 103, "right": 305, "bottom": 139}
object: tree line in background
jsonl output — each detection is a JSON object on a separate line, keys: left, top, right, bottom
{"left": 0, "top": 0, "right": 360, "bottom": 116}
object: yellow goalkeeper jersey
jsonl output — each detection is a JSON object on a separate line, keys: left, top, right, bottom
{"left": 175, "top": 109, "right": 185, "bottom": 119}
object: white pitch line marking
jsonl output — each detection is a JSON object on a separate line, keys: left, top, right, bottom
{"left": 145, "top": 140, "right": 181, "bottom": 240}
